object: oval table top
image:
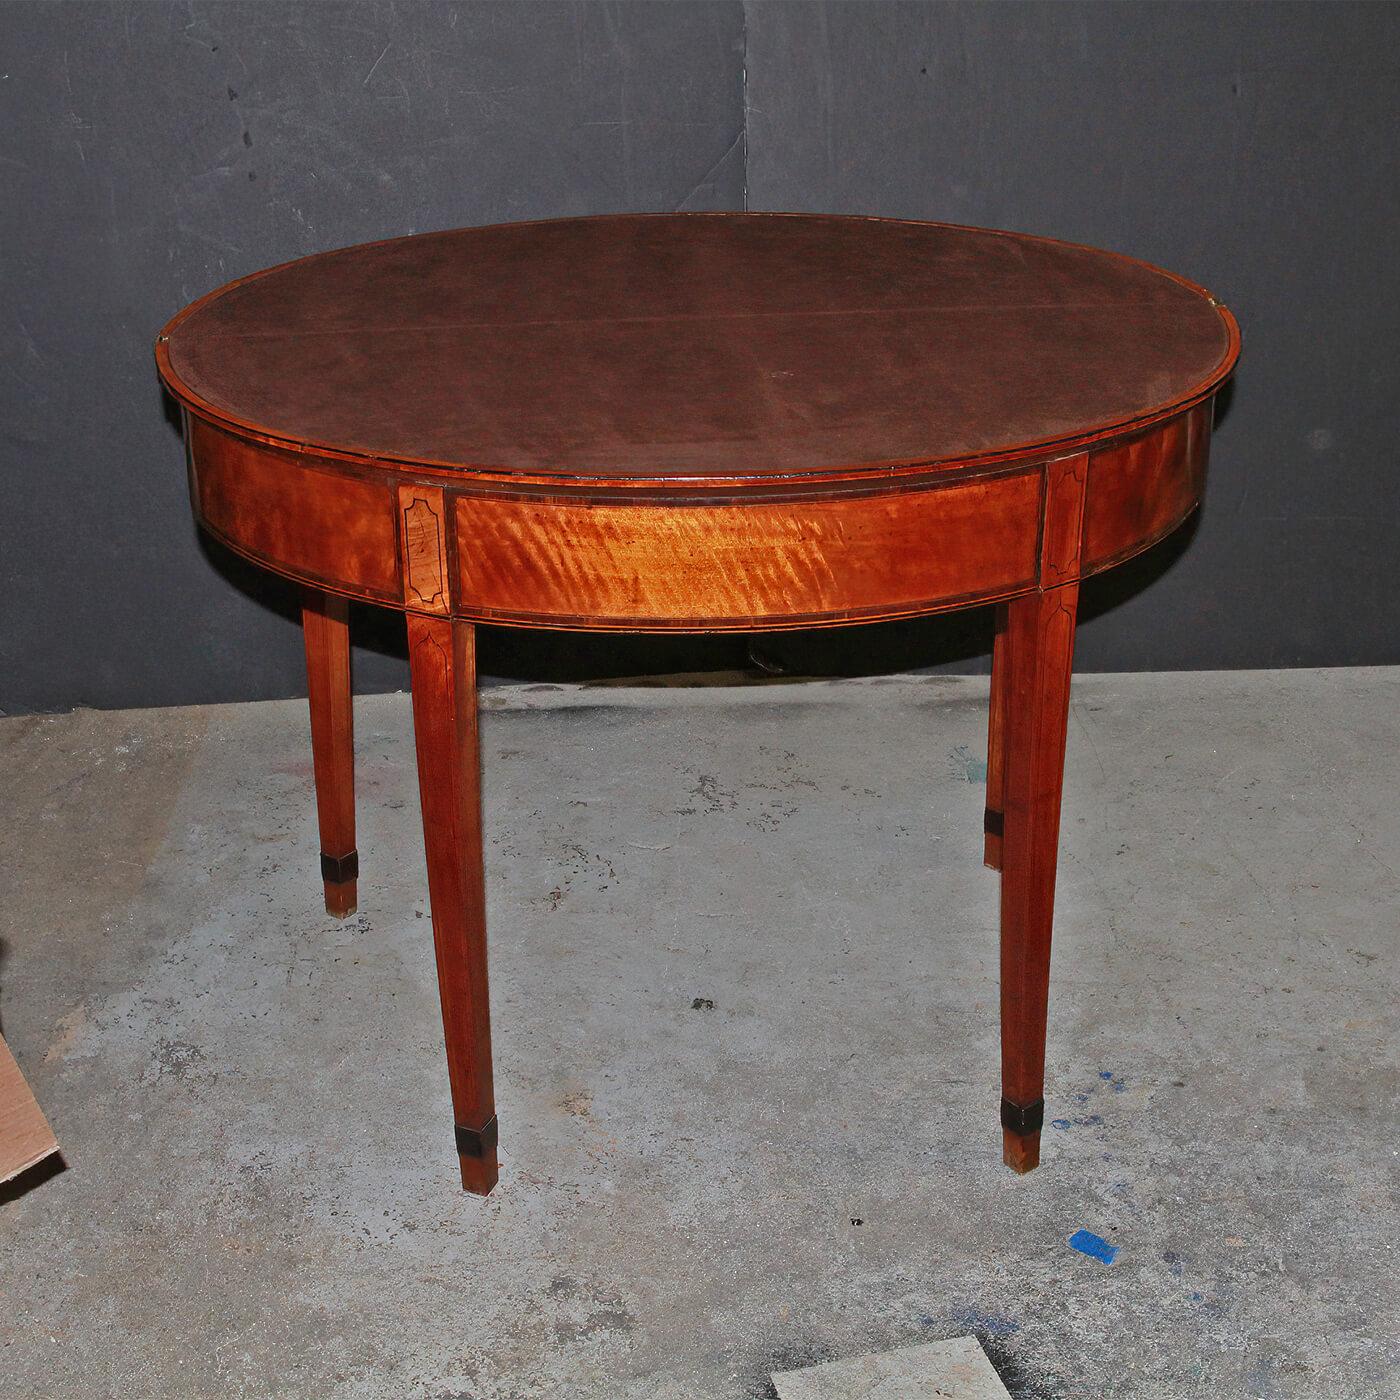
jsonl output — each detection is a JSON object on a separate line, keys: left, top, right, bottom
{"left": 157, "top": 213, "right": 1237, "bottom": 484}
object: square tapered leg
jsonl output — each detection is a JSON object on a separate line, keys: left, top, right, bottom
{"left": 303, "top": 591, "right": 358, "bottom": 918}
{"left": 407, "top": 615, "right": 498, "bottom": 1195}
{"left": 997, "top": 585, "right": 1077, "bottom": 1173}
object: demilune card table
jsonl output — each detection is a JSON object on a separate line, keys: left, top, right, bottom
{"left": 155, "top": 213, "right": 1239, "bottom": 1194}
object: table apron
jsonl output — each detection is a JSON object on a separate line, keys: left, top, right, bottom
{"left": 185, "top": 401, "right": 1212, "bottom": 631}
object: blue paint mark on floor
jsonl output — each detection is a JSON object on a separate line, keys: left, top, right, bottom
{"left": 947, "top": 744, "right": 988, "bottom": 784}
{"left": 1057, "top": 1072, "right": 1126, "bottom": 1126}
{"left": 1069, "top": 1229, "right": 1119, "bottom": 1265}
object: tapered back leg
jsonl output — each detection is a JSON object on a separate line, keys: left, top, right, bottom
{"left": 998, "top": 584, "right": 1078, "bottom": 1173}
{"left": 302, "top": 590, "right": 357, "bottom": 918}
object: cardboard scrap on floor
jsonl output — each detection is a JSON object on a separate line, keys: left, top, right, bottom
{"left": 0, "top": 1032, "right": 59, "bottom": 1184}
{"left": 772, "top": 1336, "right": 1011, "bottom": 1399}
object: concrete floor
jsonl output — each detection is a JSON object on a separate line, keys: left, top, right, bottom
{"left": 1, "top": 669, "right": 1397, "bottom": 1399}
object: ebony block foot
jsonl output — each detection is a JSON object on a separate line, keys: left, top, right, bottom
{"left": 455, "top": 1117, "right": 500, "bottom": 1196}
{"left": 320, "top": 851, "right": 359, "bottom": 919}
{"left": 1000, "top": 1096, "right": 1044, "bottom": 1174}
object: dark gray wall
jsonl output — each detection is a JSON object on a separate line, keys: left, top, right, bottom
{"left": 745, "top": 1, "right": 1400, "bottom": 675}
{"left": 2, "top": 2, "right": 1397, "bottom": 712}
{"left": 0, "top": 1, "right": 747, "bottom": 712}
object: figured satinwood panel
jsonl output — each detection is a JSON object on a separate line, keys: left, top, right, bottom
{"left": 398, "top": 484, "right": 450, "bottom": 613}
{"left": 452, "top": 471, "right": 1042, "bottom": 629}
{"left": 189, "top": 417, "right": 400, "bottom": 599}
{"left": 1081, "top": 403, "right": 1211, "bottom": 573}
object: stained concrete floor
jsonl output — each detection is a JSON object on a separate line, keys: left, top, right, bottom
{"left": 1, "top": 669, "right": 1397, "bottom": 1400}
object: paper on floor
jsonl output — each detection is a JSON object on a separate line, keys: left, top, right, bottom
{"left": 771, "top": 1336, "right": 1011, "bottom": 1399}
{"left": 0, "top": 1032, "right": 59, "bottom": 1185}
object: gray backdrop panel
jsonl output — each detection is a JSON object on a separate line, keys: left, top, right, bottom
{"left": 743, "top": 0, "right": 1400, "bottom": 676}
{"left": 2, "top": 1, "right": 1396, "bottom": 710}
{"left": 0, "top": 0, "right": 747, "bottom": 711}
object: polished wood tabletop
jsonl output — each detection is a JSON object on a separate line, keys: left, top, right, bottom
{"left": 157, "top": 213, "right": 1238, "bottom": 1194}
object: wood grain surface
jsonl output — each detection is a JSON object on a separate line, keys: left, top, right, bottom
{"left": 159, "top": 213, "right": 1234, "bottom": 480}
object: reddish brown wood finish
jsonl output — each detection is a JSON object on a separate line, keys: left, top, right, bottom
{"left": 154, "top": 214, "right": 1239, "bottom": 1194}
{"left": 998, "top": 584, "right": 1080, "bottom": 1173}
{"left": 1039, "top": 454, "right": 1090, "bottom": 587}
{"left": 189, "top": 416, "right": 400, "bottom": 602}
{"left": 176, "top": 402, "right": 1225, "bottom": 634}
{"left": 453, "top": 470, "right": 1042, "bottom": 629}
{"left": 1083, "top": 400, "right": 1213, "bottom": 571}
{"left": 399, "top": 483, "right": 451, "bottom": 614}
{"left": 302, "top": 590, "right": 357, "bottom": 918}
{"left": 157, "top": 214, "right": 1234, "bottom": 479}
{"left": 407, "top": 616, "right": 497, "bottom": 1194}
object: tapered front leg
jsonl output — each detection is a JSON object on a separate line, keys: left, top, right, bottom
{"left": 302, "top": 591, "right": 357, "bottom": 918}
{"left": 407, "top": 615, "right": 498, "bottom": 1195}
{"left": 998, "top": 585, "right": 1078, "bottom": 1174}
{"left": 984, "top": 603, "right": 1010, "bottom": 871}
